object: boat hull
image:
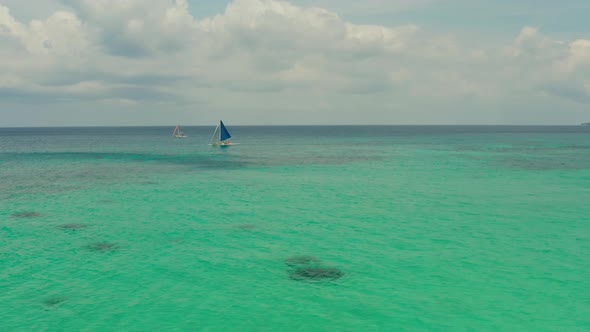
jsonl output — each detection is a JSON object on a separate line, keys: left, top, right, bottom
{"left": 209, "top": 142, "right": 239, "bottom": 147}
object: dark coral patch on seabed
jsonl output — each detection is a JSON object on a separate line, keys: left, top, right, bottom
{"left": 57, "top": 223, "right": 88, "bottom": 230}
{"left": 289, "top": 267, "right": 344, "bottom": 282}
{"left": 43, "top": 297, "right": 66, "bottom": 307}
{"left": 85, "top": 242, "right": 119, "bottom": 252}
{"left": 12, "top": 211, "right": 42, "bottom": 218}
{"left": 285, "top": 255, "right": 344, "bottom": 282}
{"left": 234, "top": 224, "right": 257, "bottom": 230}
{"left": 98, "top": 199, "right": 115, "bottom": 203}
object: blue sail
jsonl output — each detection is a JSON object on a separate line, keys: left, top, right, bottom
{"left": 219, "top": 121, "right": 232, "bottom": 141}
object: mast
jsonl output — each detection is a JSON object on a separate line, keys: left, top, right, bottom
{"left": 210, "top": 123, "right": 220, "bottom": 144}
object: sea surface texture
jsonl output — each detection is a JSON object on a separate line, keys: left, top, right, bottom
{"left": 1, "top": 126, "right": 589, "bottom": 331}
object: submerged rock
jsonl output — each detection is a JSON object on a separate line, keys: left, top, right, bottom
{"left": 12, "top": 211, "right": 42, "bottom": 218}
{"left": 285, "top": 255, "right": 344, "bottom": 282}
{"left": 43, "top": 297, "right": 66, "bottom": 307}
{"left": 284, "top": 255, "right": 320, "bottom": 267}
{"left": 289, "top": 267, "right": 344, "bottom": 282}
{"left": 98, "top": 199, "right": 114, "bottom": 203}
{"left": 86, "top": 242, "right": 118, "bottom": 252}
{"left": 57, "top": 223, "right": 88, "bottom": 230}
{"left": 234, "top": 224, "right": 256, "bottom": 230}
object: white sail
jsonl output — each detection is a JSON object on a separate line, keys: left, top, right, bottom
{"left": 173, "top": 125, "right": 186, "bottom": 138}
{"left": 210, "top": 124, "right": 221, "bottom": 144}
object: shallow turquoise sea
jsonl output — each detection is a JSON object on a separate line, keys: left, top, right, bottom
{"left": 1, "top": 126, "right": 589, "bottom": 331}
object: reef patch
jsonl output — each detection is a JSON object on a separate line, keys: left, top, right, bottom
{"left": 285, "top": 255, "right": 344, "bottom": 282}
{"left": 12, "top": 211, "right": 42, "bottom": 218}
{"left": 43, "top": 297, "right": 66, "bottom": 308}
{"left": 85, "top": 242, "right": 119, "bottom": 252}
{"left": 57, "top": 223, "right": 88, "bottom": 230}
{"left": 289, "top": 267, "right": 344, "bottom": 281}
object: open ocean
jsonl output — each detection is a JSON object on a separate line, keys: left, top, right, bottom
{"left": 1, "top": 125, "right": 589, "bottom": 331}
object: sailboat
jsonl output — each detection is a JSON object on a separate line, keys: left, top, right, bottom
{"left": 173, "top": 125, "right": 187, "bottom": 138}
{"left": 209, "top": 120, "right": 236, "bottom": 146}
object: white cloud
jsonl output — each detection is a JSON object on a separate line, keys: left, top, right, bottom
{"left": 290, "top": 0, "right": 436, "bottom": 18}
{"left": 557, "top": 39, "right": 590, "bottom": 73}
{"left": 1, "top": 6, "right": 89, "bottom": 55}
{"left": 57, "top": 0, "right": 198, "bottom": 56}
{"left": 0, "top": 0, "right": 589, "bottom": 125}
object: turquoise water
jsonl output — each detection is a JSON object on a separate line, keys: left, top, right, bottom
{"left": 1, "top": 126, "right": 589, "bottom": 331}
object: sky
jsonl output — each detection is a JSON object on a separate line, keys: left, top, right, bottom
{"left": 0, "top": 0, "right": 589, "bottom": 126}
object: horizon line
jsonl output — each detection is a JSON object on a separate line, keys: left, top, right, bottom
{"left": 0, "top": 124, "right": 587, "bottom": 129}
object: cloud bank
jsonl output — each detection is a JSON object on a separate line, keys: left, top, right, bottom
{"left": 0, "top": 0, "right": 589, "bottom": 125}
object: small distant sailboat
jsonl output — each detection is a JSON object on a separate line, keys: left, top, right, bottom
{"left": 209, "top": 120, "right": 236, "bottom": 147}
{"left": 173, "top": 125, "right": 187, "bottom": 138}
